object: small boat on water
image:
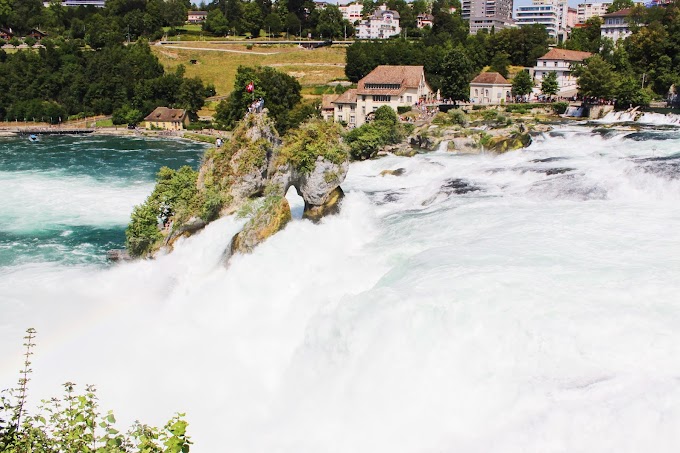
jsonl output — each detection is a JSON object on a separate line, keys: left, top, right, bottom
{"left": 28, "top": 134, "right": 39, "bottom": 142}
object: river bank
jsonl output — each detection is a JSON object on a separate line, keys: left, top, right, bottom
{"left": 0, "top": 125, "right": 231, "bottom": 144}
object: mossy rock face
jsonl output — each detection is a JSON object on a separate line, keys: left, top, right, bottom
{"left": 303, "top": 186, "right": 344, "bottom": 223}
{"left": 392, "top": 145, "right": 419, "bottom": 157}
{"left": 379, "top": 168, "right": 406, "bottom": 177}
{"left": 487, "top": 132, "right": 532, "bottom": 153}
{"left": 451, "top": 136, "right": 479, "bottom": 153}
{"left": 230, "top": 196, "right": 292, "bottom": 255}
{"left": 197, "top": 113, "right": 282, "bottom": 216}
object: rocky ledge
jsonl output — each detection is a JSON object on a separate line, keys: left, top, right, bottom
{"left": 125, "top": 112, "right": 349, "bottom": 260}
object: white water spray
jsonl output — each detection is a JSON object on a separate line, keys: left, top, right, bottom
{"left": 2, "top": 125, "right": 680, "bottom": 452}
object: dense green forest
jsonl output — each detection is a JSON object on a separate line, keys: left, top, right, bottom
{"left": 0, "top": 0, "right": 189, "bottom": 43}
{"left": 0, "top": 40, "right": 211, "bottom": 123}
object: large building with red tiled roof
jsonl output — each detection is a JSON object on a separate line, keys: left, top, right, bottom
{"left": 532, "top": 48, "right": 592, "bottom": 97}
{"left": 469, "top": 72, "right": 512, "bottom": 105}
{"left": 332, "top": 65, "right": 433, "bottom": 127}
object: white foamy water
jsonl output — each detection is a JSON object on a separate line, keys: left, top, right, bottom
{"left": 2, "top": 125, "right": 680, "bottom": 452}
{"left": 598, "top": 110, "right": 680, "bottom": 125}
{"left": 0, "top": 170, "right": 153, "bottom": 231}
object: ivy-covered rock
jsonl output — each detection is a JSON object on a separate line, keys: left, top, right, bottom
{"left": 229, "top": 196, "right": 292, "bottom": 256}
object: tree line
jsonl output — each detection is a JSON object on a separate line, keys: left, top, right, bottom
{"left": 201, "top": 0, "right": 436, "bottom": 40}
{"left": 0, "top": 0, "right": 190, "bottom": 45}
{"left": 0, "top": 40, "right": 212, "bottom": 123}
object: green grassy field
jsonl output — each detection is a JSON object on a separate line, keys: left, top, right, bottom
{"left": 152, "top": 44, "right": 348, "bottom": 97}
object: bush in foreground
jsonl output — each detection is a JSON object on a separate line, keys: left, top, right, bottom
{"left": 0, "top": 328, "right": 192, "bottom": 453}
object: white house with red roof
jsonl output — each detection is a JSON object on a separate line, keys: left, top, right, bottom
{"left": 469, "top": 72, "right": 512, "bottom": 104}
{"left": 331, "top": 65, "right": 433, "bottom": 126}
{"left": 532, "top": 48, "right": 592, "bottom": 96}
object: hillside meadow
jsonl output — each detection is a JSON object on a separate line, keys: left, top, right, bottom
{"left": 151, "top": 43, "right": 348, "bottom": 97}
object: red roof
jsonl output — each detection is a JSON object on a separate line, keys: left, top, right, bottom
{"left": 602, "top": 7, "right": 633, "bottom": 17}
{"left": 538, "top": 48, "right": 592, "bottom": 62}
{"left": 144, "top": 107, "right": 187, "bottom": 122}
{"left": 332, "top": 89, "right": 357, "bottom": 104}
{"left": 322, "top": 94, "right": 339, "bottom": 110}
{"left": 357, "top": 65, "right": 429, "bottom": 96}
{"left": 470, "top": 72, "right": 511, "bottom": 85}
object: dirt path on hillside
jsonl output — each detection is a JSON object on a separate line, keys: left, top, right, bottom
{"left": 160, "top": 45, "right": 279, "bottom": 55}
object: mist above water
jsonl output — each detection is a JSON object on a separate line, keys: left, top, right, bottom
{"left": 1, "top": 126, "right": 680, "bottom": 452}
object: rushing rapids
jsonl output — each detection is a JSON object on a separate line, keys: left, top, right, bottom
{"left": 1, "top": 122, "right": 680, "bottom": 452}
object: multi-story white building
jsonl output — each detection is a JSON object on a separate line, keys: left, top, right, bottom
{"left": 462, "top": 0, "right": 515, "bottom": 33}
{"left": 532, "top": 48, "right": 591, "bottom": 95}
{"left": 338, "top": 2, "right": 363, "bottom": 23}
{"left": 332, "top": 65, "right": 434, "bottom": 127}
{"left": 600, "top": 7, "right": 633, "bottom": 42}
{"left": 515, "top": 4, "right": 561, "bottom": 38}
{"left": 515, "top": 0, "right": 570, "bottom": 41}
{"left": 577, "top": 1, "right": 611, "bottom": 23}
{"left": 356, "top": 6, "right": 401, "bottom": 39}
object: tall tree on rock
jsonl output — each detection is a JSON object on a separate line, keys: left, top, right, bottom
{"left": 214, "top": 65, "right": 302, "bottom": 132}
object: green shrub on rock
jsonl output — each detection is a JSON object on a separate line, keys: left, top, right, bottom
{"left": 279, "top": 119, "right": 348, "bottom": 173}
{"left": 125, "top": 166, "right": 199, "bottom": 257}
{"left": 448, "top": 108, "right": 469, "bottom": 126}
{"left": 344, "top": 106, "right": 406, "bottom": 161}
{"left": 552, "top": 101, "right": 569, "bottom": 114}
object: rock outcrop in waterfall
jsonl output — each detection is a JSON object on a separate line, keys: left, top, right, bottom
{"left": 125, "top": 112, "right": 349, "bottom": 259}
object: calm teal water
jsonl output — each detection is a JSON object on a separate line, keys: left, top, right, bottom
{"left": 0, "top": 135, "right": 207, "bottom": 267}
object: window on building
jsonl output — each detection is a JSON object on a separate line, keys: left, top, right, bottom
{"left": 474, "top": 89, "right": 478, "bottom": 97}
{"left": 407, "top": 95, "right": 412, "bottom": 102}
{"left": 485, "top": 89, "right": 489, "bottom": 97}
{"left": 554, "top": 61, "right": 558, "bottom": 67}
{"left": 543, "top": 61, "right": 547, "bottom": 67}
{"left": 373, "top": 95, "right": 390, "bottom": 102}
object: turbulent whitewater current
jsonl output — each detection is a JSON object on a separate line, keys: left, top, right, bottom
{"left": 1, "top": 123, "right": 680, "bottom": 452}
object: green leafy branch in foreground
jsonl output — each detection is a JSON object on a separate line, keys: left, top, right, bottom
{"left": 0, "top": 328, "right": 191, "bottom": 453}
